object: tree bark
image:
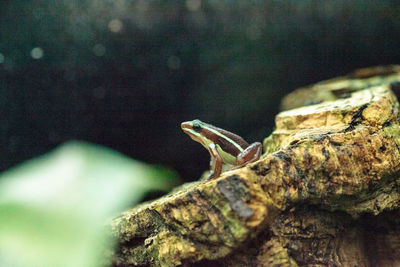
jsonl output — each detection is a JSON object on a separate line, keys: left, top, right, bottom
{"left": 110, "top": 65, "right": 400, "bottom": 266}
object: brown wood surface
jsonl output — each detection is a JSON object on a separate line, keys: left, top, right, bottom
{"left": 110, "top": 65, "right": 400, "bottom": 267}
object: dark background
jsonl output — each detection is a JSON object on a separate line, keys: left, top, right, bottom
{"left": 1, "top": 0, "right": 400, "bottom": 182}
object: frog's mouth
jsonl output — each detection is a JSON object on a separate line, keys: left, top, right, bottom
{"left": 181, "top": 122, "right": 209, "bottom": 147}
{"left": 181, "top": 124, "right": 201, "bottom": 140}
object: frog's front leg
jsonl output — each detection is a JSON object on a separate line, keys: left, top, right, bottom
{"left": 236, "top": 142, "right": 262, "bottom": 167}
{"left": 207, "top": 144, "right": 223, "bottom": 179}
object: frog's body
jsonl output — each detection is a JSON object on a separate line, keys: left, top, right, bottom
{"left": 181, "top": 119, "right": 262, "bottom": 179}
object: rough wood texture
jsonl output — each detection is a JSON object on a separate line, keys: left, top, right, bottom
{"left": 110, "top": 65, "right": 400, "bottom": 266}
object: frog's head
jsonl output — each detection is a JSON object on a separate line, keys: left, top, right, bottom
{"left": 181, "top": 119, "right": 203, "bottom": 136}
{"left": 181, "top": 119, "right": 208, "bottom": 144}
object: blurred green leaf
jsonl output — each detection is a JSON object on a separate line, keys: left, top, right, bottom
{"left": 0, "top": 141, "right": 178, "bottom": 267}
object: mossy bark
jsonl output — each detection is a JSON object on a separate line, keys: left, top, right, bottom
{"left": 110, "top": 65, "right": 400, "bottom": 266}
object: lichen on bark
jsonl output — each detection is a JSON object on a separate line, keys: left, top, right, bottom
{"left": 110, "top": 65, "right": 400, "bottom": 266}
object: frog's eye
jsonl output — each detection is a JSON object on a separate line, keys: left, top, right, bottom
{"left": 192, "top": 122, "right": 202, "bottom": 132}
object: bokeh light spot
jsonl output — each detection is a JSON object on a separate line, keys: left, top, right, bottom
{"left": 93, "top": 44, "right": 106, "bottom": 57}
{"left": 186, "top": 0, "right": 201, "bottom": 12}
{"left": 31, "top": 47, "right": 44, "bottom": 59}
{"left": 108, "top": 19, "right": 123, "bottom": 33}
{"left": 0, "top": 53, "right": 4, "bottom": 64}
{"left": 167, "top": 56, "right": 181, "bottom": 70}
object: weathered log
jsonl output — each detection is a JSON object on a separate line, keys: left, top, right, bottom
{"left": 110, "top": 65, "right": 400, "bottom": 266}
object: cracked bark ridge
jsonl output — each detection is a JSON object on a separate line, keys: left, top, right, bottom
{"left": 110, "top": 65, "right": 400, "bottom": 266}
